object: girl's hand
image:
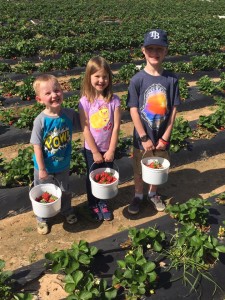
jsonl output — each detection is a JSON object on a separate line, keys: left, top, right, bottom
{"left": 142, "top": 139, "right": 155, "bottom": 152}
{"left": 93, "top": 151, "right": 104, "bottom": 163}
{"left": 39, "top": 169, "right": 48, "bottom": 180}
{"left": 103, "top": 150, "right": 114, "bottom": 162}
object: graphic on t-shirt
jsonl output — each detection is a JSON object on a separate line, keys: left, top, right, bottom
{"left": 90, "top": 104, "right": 110, "bottom": 129}
{"left": 44, "top": 127, "right": 70, "bottom": 154}
{"left": 141, "top": 83, "right": 167, "bottom": 130}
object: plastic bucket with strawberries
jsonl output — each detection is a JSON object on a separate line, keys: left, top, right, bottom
{"left": 29, "top": 180, "right": 62, "bottom": 218}
{"left": 89, "top": 162, "right": 119, "bottom": 199}
{"left": 141, "top": 156, "right": 170, "bottom": 185}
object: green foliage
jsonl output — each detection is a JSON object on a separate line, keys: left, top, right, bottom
{"left": 170, "top": 117, "right": 192, "bottom": 153}
{"left": 45, "top": 240, "right": 98, "bottom": 274}
{"left": 166, "top": 198, "right": 211, "bottom": 226}
{"left": 0, "top": 259, "right": 33, "bottom": 300}
{"left": 0, "top": 146, "right": 34, "bottom": 187}
{"left": 112, "top": 246, "right": 157, "bottom": 299}
{"left": 178, "top": 77, "right": 190, "bottom": 100}
{"left": 70, "top": 139, "right": 86, "bottom": 176}
{"left": 128, "top": 226, "right": 166, "bottom": 252}
{"left": 196, "top": 75, "right": 217, "bottom": 95}
{"left": 15, "top": 103, "right": 43, "bottom": 130}
{"left": 16, "top": 76, "right": 35, "bottom": 101}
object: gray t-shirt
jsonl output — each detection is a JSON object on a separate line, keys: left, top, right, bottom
{"left": 127, "top": 69, "right": 181, "bottom": 149}
{"left": 30, "top": 108, "right": 80, "bottom": 173}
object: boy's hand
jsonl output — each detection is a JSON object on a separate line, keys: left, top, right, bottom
{"left": 103, "top": 150, "right": 114, "bottom": 162}
{"left": 39, "top": 169, "right": 48, "bottom": 180}
{"left": 93, "top": 151, "right": 104, "bottom": 163}
{"left": 142, "top": 139, "right": 155, "bottom": 151}
{"left": 156, "top": 139, "right": 167, "bottom": 150}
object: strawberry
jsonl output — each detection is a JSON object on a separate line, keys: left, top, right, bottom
{"left": 42, "top": 192, "right": 50, "bottom": 201}
{"left": 94, "top": 174, "right": 100, "bottom": 182}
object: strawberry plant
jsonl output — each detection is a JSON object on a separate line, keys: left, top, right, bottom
{"left": 0, "top": 259, "right": 32, "bottom": 300}
{"left": 45, "top": 240, "right": 98, "bottom": 274}
{"left": 170, "top": 117, "right": 192, "bottom": 153}
{"left": 64, "top": 271, "right": 117, "bottom": 300}
{"left": 115, "top": 130, "right": 132, "bottom": 159}
{"left": 0, "top": 108, "right": 18, "bottom": 125}
{"left": 14, "top": 61, "right": 37, "bottom": 74}
{"left": 15, "top": 102, "right": 43, "bottom": 130}
{"left": 178, "top": 77, "right": 190, "bottom": 100}
{"left": 165, "top": 224, "right": 225, "bottom": 295}
{"left": 0, "top": 63, "right": 12, "bottom": 74}
{"left": 0, "top": 146, "right": 34, "bottom": 187}
{"left": 166, "top": 197, "right": 211, "bottom": 227}
{"left": 0, "top": 79, "right": 18, "bottom": 96}
{"left": 128, "top": 226, "right": 166, "bottom": 252}
{"left": 196, "top": 75, "right": 217, "bottom": 96}
{"left": 16, "top": 76, "right": 35, "bottom": 101}
{"left": 70, "top": 139, "right": 86, "bottom": 176}
{"left": 112, "top": 246, "right": 157, "bottom": 299}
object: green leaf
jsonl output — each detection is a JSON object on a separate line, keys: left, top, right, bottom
{"left": 215, "top": 245, "right": 225, "bottom": 253}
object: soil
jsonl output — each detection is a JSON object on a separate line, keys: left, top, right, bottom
{"left": 1, "top": 109, "right": 225, "bottom": 299}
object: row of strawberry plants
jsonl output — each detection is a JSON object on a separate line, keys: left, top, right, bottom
{"left": 0, "top": 51, "right": 224, "bottom": 78}
{"left": 0, "top": 116, "right": 192, "bottom": 188}
{"left": 0, "top": 0, "right": 225, "bottom": 59}
{"left": 36, "top": 200, "right": 225, "bottom": 299}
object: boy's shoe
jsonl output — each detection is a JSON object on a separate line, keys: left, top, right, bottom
{"left": 148, "top": 194, "right": 165, "bottom": 212}
{"left": 66, "top": 213, "right": 78, "bottom": 225}
{"left": 128, "top": 197, "right": 142, "bottom": 215}
{"left": 98, "top": 200, "right": 113, "bottom": 221}
{"left": 37, "top": 221, "right": 49, "bottom": 235}
{"left": 89, "top": 205, "right": 103, "bottom": 221}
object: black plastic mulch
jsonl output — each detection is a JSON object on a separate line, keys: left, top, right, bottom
{"left": 11, "top": 195, "right": 225, "bottom": 300}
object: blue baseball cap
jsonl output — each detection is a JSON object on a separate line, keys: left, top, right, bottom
{"left": 143, "top": 29, "right": 168, "bottom": 47}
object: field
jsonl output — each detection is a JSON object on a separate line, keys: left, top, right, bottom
{"left": 0, "top": 0, "right": 225, "bottom": 299}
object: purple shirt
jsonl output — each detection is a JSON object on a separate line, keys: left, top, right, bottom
{"left": 79, "top": 94, "right": 120, "bottom": 152}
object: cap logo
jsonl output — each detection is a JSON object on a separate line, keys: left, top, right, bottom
{"left": 149, "top": 31, "right": 160, "bottom": 39}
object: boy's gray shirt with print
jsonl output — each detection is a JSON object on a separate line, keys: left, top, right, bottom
{"left": 127, "top": 69, "right": 181, "bottom": 149}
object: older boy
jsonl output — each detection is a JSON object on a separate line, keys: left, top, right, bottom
{"left": 30, "top": 74, "right": 78, "bottom": 234}
{"left": 127, "top": 29, "right": 181, "bottom": 215}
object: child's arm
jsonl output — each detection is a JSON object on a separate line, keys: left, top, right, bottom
{"left": 156, "top": 106, "right": 177, "bottom": 150}
{"left": 79, "top": 107, "right": 103, "bottom": 163}
{"left": 130, "top": 107, "right": 155, "bottom": 151}
{"left": 104, "top": 106, "right": 121, "bottom": 162}
{"left": 33, "top": 144, "right": 48, "bottom": 180}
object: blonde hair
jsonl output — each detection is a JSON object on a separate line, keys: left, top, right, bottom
{"left": 81, "top": 56, "right": 113, "bottom": 103}
{"left": 33, "top": 74, "right": 60, "bottom": 96}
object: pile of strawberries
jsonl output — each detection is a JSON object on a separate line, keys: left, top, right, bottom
{"left": 94, "top": 171, "right": 117, "bottom": 184}
{"left": 146, "top": 160, "right": 163, "bottom": 169}
{"left": 35, "top": 192, "right": 58, "bottom": 203}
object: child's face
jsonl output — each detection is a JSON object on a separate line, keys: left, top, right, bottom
{"left": 142, "top": 45, "right": 168, "bottom": 67}
{"left": 36, "top": 80, "right": 63, "bottom": 109}
{"left": 91, "top": 69, "right": 109, "bottom": 96}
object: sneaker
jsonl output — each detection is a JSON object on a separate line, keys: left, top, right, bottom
{"left": 37, "top": 221, "right": 49, "bottom": 235}
{"left": 66, "top": 213, "right": 78, "bottom": 225}
{"left": 148, "top": 194, "right": 165, "bottom": 212}
{"left": 128, "top": 197, "right": 142, "bottom": 215}
{"left": 98, "top": 200, "right": 113, "bottom": 221}
{"left": 89, "top": 205, "right": 103, "bottom": 221}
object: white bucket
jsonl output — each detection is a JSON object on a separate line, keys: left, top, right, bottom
{"left": 141, "top": 157, "right": 170, "bottom": 185}
{"left": 89, "top": 167, "right": 119, "bottom": 199}
{"left": 29, "top": 183, "right": 62, "bottom": 218}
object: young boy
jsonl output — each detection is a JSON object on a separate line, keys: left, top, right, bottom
{"left": 127, "top": 29, "right": 181, "bottom": 215}
{"left": 30, "top": 74, "right": 78, "bottom": 234}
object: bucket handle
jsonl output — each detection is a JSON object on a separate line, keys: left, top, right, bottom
{"left": 29, "top": 175, "right": 61, "bottom": 192}
{"left": 142, "top": 150, "right": 157, "bottom": 160}
{"left": 89, "top": 161, "right": 119, "bottom": 174}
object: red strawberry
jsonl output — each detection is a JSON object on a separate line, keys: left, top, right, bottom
{"left": 94, "top": 174, "right": 100, "bottom": 182}
{"left": 42, "top": 192, "right": 50, "bottom": 201}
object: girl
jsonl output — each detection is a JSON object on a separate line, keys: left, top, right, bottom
{"left": 79, "top": 56, "right": 121, "bottom": 221}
